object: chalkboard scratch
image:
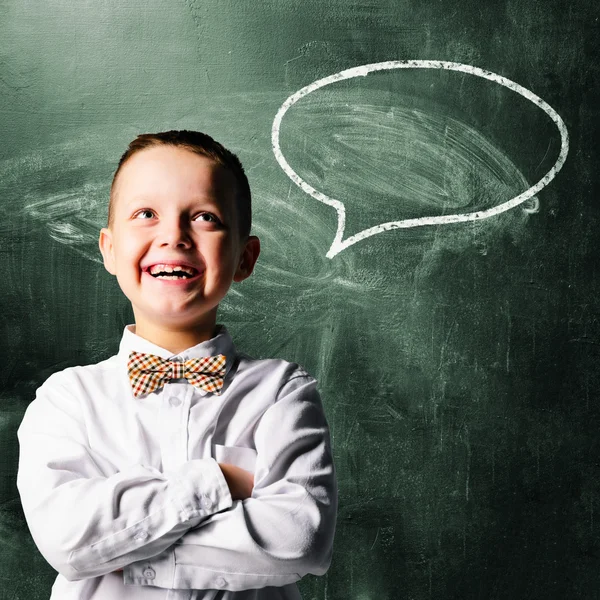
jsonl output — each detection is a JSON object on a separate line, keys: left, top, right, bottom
{"left": 384, "top": 403, "right": 403, "bottom": 421}
{"left": 180, "top": 0, "right": 211, "bottom": 82}
{"left": 568, "top": 337, "right": 600, "bottom": 346}
{"left": 439, "top": 320, "right": 458, "bottom": 371}
{"left": 535, "top": 138, "right": 554, "bottom": 172}
{"left": 506, "top": 304, "right": 512, "bottom": 372}
{"left": 272, "top": 60, "right": 569, "bottom": 258}
{"left": 344, "top": 415, "right": 358, "bottom": 448}
{"left": 464, "top": 424, "right": 471, "bottom": 503}
{"left": 370, "top": 526, "right": 380, "bottom": 550}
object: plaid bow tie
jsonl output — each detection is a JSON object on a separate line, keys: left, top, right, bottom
{"left": 127, "top": 351, "right": 227, "bottom": 398}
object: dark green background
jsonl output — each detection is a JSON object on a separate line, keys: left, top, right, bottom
{"left": 1, "top": 0, "right": 598, "bottom": 598}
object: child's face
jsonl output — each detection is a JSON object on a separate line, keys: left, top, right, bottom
{"left": 98, "top": 145, "right": 259, "bottom": 334}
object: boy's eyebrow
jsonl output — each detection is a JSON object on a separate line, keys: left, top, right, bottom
{"left": 125, "top": 194, "right": 223, "bottom": 207}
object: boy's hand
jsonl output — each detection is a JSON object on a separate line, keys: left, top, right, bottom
{"left": 111, "top": 464, "right": 254, "bottom": 575}
{"left": 218, "top": 463, "right": 255, "bottom": 500}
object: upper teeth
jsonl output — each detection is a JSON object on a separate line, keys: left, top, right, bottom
{"left": 149, "top": 264, "right": 196, "bottom": 275}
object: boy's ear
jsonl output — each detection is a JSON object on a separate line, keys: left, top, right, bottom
{"left": 98, "top": 227, "right": 117, "bottom": 275}
{"left": 233, "top": 235, "right": 260, "bottom": 282}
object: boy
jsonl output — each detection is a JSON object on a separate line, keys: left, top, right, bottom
{"left": 16, "top": 130, "right": 338, "bottom": 599}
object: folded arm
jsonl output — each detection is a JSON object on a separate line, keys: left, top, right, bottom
{"left": 123, "top": 371, "right": 339, "bottom": 591}
{"left": 16, "top": 373, "right": 233, "bottom": 582}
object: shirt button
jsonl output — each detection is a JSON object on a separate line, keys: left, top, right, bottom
{"left": 215, "top": 576, "right": 227, "bottom": 587}
{"left": 201, "top": 494, "right": 214, "bottom": 509}
{"left": 169, "top": 397, "right": 182, "bottom": 407}
{"left": 142, "top": 567, "right": 156, "bottom": 580}
{"left": 134, "top": 530, "right": 149, "bottom": 541}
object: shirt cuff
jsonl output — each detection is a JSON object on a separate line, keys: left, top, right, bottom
{"left": 123, "top": 545, "right": 303, "bottom": 591}
{"left": 123, "top": 458, "right": 232, "bottom": 587}
{"left": 169, "top": 458, "right": 232, "bottom": 521}
{"left": 123, "top": 548, "right": 175, "bottom": 588}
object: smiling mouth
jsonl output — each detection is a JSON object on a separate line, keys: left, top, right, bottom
{"left": 145, "top": 264, "right": 202, "bottom": 280}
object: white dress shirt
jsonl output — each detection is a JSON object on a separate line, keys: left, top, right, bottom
{"left": 16, "top": 324, "right": 338, "bottom": 600}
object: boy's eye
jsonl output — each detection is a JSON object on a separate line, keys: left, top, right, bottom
{"left": 195, "top": 212, "right": 221, "bottom": 224}
{"left": 134, "top": 209, "right": 155, "bottom": 219}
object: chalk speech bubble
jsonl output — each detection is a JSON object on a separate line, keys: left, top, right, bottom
{"left": 272, "top": 60, "right": 569, "bottom": 259}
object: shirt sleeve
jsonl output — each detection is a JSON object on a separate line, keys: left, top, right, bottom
{"left": 16, "top": 372, "right": 233, "bottom": 582}
{"left": 123, "top": 367, "right": 338, "bottom": 592}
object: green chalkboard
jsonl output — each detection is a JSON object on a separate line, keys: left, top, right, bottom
{"left": 1, "top": 0, "right": 598, "bottom": 598}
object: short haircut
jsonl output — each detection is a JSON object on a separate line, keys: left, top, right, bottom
{"left": 108, "top": 130, "right": 252, "bottom": 239}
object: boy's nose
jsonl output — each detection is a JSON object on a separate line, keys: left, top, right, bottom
{"left": 158, "top": 217, "right": 193, "bottom": 248}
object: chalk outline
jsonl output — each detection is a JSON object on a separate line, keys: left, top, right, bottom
{"left": 271, "top": 60, "right": 569, "bottom": 258}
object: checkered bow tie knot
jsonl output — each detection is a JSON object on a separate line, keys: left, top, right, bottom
{"left": 127, "top": 351, "right": 227, "bottom": 398}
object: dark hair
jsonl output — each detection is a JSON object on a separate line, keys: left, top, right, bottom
{"left": 108, "top": 130, "right": 251, "bottom": 239}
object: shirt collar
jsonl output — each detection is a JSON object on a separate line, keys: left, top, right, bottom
{"left": 117, "top": 323, "right": 237, "bottom": 382}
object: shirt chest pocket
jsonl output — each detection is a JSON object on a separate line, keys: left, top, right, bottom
{"left": 213, "top": 444, "right": 257, "bottom": 473}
